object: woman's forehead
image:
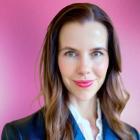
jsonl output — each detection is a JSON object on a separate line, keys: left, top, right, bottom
{"left": 59, "top": 21, "right": 108, "bottom": 49}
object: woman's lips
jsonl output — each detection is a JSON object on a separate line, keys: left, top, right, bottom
{"left": 73, "top": 80, "right": 93, "bottom": 88}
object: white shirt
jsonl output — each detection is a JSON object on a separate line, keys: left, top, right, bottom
{"left": 68, "top": 99, "right": 103, "bottom": 140}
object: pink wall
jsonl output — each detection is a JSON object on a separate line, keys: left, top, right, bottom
{"left": 0, "top": 0, "right": 140, "bottom": 136}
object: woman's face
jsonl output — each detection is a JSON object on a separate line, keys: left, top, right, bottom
{"left": 58, "top": 21, "right": 109, "bottom": 102}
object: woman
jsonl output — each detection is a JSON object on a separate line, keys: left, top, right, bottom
{"left": 1, "top": 2, "right": 140, "bottom": 140}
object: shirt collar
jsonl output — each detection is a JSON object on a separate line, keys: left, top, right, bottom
{"left": 68, "top": 99, "right": 103, "bottom": 140}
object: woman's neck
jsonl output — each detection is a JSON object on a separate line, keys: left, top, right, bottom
{"left": 68, "top": 95, "right": 97, "bottom": 121}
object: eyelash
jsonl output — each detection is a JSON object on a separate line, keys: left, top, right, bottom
{"left": 64, "top": 50, "right": 104, "bottom": 58}
{"left": 64, "top": 51, "right": 77, "bottom": 57}
{"left": 91, "top": 51, "right": 104, "bottom": 57}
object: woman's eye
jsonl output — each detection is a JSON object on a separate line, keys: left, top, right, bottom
{"left": 64, "top": 51, "right": 77, "bottom": 57}
{"left": 91, "top": 51, "right": 103, "bottom": 57}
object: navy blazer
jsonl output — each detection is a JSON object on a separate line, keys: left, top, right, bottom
{"left": 1, "top": 107, "right": 140, "bottom": 140}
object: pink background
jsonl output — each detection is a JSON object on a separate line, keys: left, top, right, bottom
{"left": 0, "top": 0, "right": 140, "bottom": 136}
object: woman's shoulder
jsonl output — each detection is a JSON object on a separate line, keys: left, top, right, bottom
{"left": 4, "top": 107, "right": 45, "bottom": 130}
{"left": 102, "top": 113, "right": 140, "bottom": 139}
{"left": 1, "top": 107, "right": 46, "bottom": 140}
{"left": 125, "top": 122, "right": 140, "bottom": 140}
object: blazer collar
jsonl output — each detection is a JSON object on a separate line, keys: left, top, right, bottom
{"left": 68, "top": 112, "right": 85, "bottom": 140}
{"left": 101, "top": 113, "right": 119, "bottom": 140}
{"left": 68, "top": 111, "right": 119, "bottom": 140}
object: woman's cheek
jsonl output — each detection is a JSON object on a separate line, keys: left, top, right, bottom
{"left": 58, "top": 58, "right": 76, "bottom": 76}
{"left": 94, "top": 61, "right": 109, "bottom": 77}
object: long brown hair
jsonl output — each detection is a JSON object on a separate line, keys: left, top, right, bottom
{"left": 39, "top": 3, "right": 134, "bottom": 140}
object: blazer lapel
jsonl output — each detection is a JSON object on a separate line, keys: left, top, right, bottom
{"left": 102, "top": 113, "right": 119, "bottom": 140}
{"left": 68, "top": 112, "right": 85, "bottom": 140}
{"left": 68, "top": 110, "right": 119, "bottom": 140}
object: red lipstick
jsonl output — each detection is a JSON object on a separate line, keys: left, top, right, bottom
{"left": 74, "top": 80, "right": 93, "bottom": 88}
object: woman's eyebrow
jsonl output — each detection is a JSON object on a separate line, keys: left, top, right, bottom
{"left": 59, "top": 47, "right": 77, "bottom": 52}
{"left": 90, "top": 47, "right": 108, "bottom": 52}
{"left": 59, "top": 46, "right": 108, "bottom": 52}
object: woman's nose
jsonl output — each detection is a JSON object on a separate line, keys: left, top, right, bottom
{"left": 77, "top": 55, "right": 92, "bottom": 76}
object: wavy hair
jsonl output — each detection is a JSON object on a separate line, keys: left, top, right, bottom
{"left": 39, "top": 3, "right": 134, "bottom": 140}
